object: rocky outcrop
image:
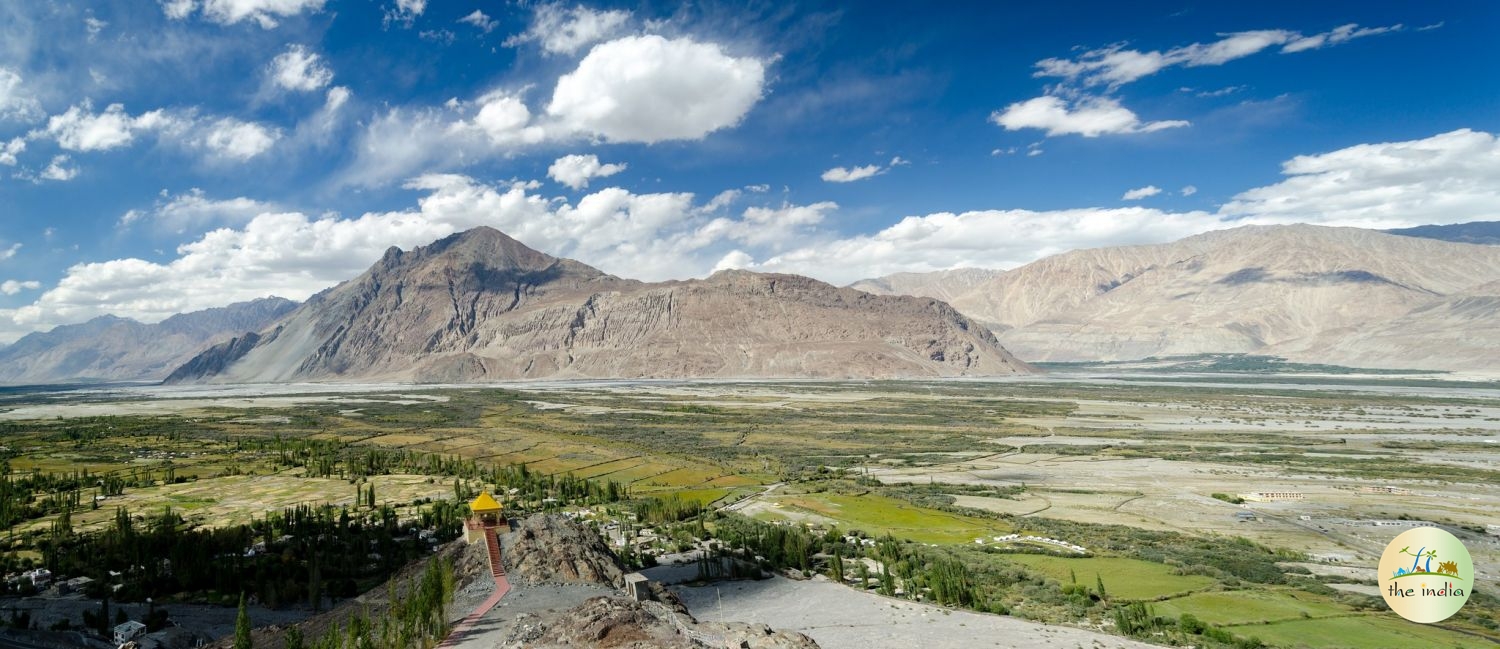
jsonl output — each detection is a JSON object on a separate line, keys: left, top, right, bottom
{"left": 501, "top": 596, "right": 820, "bottom": 649}
{"left": 852, "top": 224, "right": 1500, "bottom": 371}
{"left": 166, "top": 227, "right": 1032, "bottom": 383}
{"left": 0, "top": 297, "right": 296, "bottom": 385}
{"left": 504, "top": 514, "right": 625, "bottom": 588}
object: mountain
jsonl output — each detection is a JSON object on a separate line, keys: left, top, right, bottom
{"left": 850, "top": 225, "right": 1500, "bottom": 371}
{"left": 1387, "top": 221, "right": 1500, "bottom": 245}
{"left": 0, "top": 297, "right": 298, "bottom": 384}
{"left": 166, "top": 227, "right": 1030, "bottom": 383}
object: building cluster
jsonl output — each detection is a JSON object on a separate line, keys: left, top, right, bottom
{"left": 973, "top": 534, "right": 1088, "bottom": 554}
{"left": 1238, "top": 491, "right": 1304, "bottom": 502}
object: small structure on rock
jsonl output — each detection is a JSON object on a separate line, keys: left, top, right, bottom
{"left": 465, "top": 492, "right": 506, "bottom": 544}
{"left": 624, "top": 572, "right": 652, "bottom": 601}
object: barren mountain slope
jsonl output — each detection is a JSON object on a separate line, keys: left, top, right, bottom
{"left": 0, "top": 297, "right": 297, "bottom": 384}
{"left": 168, "top": 227, "right": 1030, "bottom": 383}
{"left": 853, "top": 225, "right": 1500, "bottom": 369}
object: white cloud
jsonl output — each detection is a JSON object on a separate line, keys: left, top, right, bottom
{"left": 269, "top": 44, "right": 333, "bottom": 92}
{"left": 1121, "top": 185, "right": 1161, "bottom": 200}
{"left": 546, "top": 35, "right": 766, "bottom": 143}
{"left": 505, "top": 3, "right": 631, "bottom": 55}
{"left": 0, "top": 280, "right": 40, "bottom": 295}
{"left": 36, "top": 102, "right": 277, "bottom": 162}
{"left": 1219, "top": 128, "right": 1500, "bottom": 228}
{"left": 384, "top": 0, "right": 426, "bottom": 28}
{"left": 3, "top": 175, "right": 838, "bottom": 335}
{"left": 0, "top": 244, "right": 19, "bottom": 260}
{"left": 0, "top": 68, "right": 43, "bottom": 122}
{"left": 459, "top": 10, "right": 496, "bottom": 34}
{"left": 84, "top": 16, "right": 107, "bottom": 40}
{"left": 991, "top": 96, "right": 1188, "bottom": 137}
{"left": 1282, "top": 23, "right": 1403, "bottom": 54}
{"left": 0, "top": 137, "right": 23, "bottom": 165}
{"left": 1181, "top": 185, "right": 1197, "bottom": 196}
{"left": 1035, "top": 24, "right": 1402, "bottom": 89}
{"left": 343, "top": 35, "right": 765, "bottom": 185}
{"left": 548, "top": 153, "right": 627, "bottom": 190}
{"left": 164, "top": 0, "right": 327, "bottom": 28}
{"left": 712, "top": 250, "right": 754, "bottom": 273}
{"left": 821, "top": 156, "right": 906, "bottom": 183}
{"left": 39, "top": 154, "right": 78, "bottom": 181}
{"left": 159, "top": 0, "right": 197, "bottom": 20}
{"left": 199, "top": 118, "right": 279, "bottom": 160}
{"left": 755, "top": 129, "right": 1500, "bottom": 283}
{"left": 39, "top": 102, "right": 175, "bottom": 152}
{"left": 120, "top": 188, "right": 277, "bottom": 232}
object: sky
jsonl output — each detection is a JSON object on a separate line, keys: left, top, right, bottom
{"left": 0, "top": 0, "right": 1497, "bottom": 342}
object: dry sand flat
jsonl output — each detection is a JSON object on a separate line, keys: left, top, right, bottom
{"left": 674, "top": 575, "right": 1157, "bottom": 649}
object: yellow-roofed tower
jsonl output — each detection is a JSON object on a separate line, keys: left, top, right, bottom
{"left": 465, "top": 492, "right": 505, "bottom": 543}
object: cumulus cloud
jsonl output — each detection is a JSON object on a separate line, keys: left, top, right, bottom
{"left": 751, "top": 128, "right": 1500, "bottom": 284}
{"left": 39, "top": 155, "right": 78, "bottom": 181}
{"left": 0, "top": 137, "right": 23, "bottom": 165}
{"left": 35, "top": 102, "right": 278, "bottom": 161}
{"left": 0, "top": 68, "right": 43, "bottom": 122}
{"left": 548, "top": 153, "right": 626, "bottom": 190}
{"left": 1181, "top": 185, "right": 1197, "bottom": 196}
{"left": 2, "top": 175, "right": 832, "bottom": 334}
{"left": 162, "top": 0, "right": 327, "bottom": 28}
{"left": 991, "top": 96, "right": 1188, "bottom": 137}
{"left": 199, "top": 118, "right": 280, "bottom": 160}
{"left": 1, "top": 280, "right": 40, "bottom": 295}
{"left": 1121, "top": 185, "right": 1161, "bottom": 200}
{"left": 1219, "top": 128, "right": 1500, "bottom": 228}
{"left": 342, "top": 35, "right": 766, "bottom": 185}
{"left": 269, "top": 44, "right": 333, "bottom": 92}
{"left": 120, "top": 188, "right": 277, "bottom": 232}
{"left": 821, "top": 156, "right": 907, "bottom": 183}
{"left": 0, "top": 244, "right": 19, "bottom": 260}
{"left": 505, "top": 3, "right": 631, "bottom": 55}
{"left": 39, "top": 102, "right": 177, "bottom": 152}
{"left": 459, "top": 10, "right": 497, "bottom": 34}
{"left": 546, "top": 35, "right": 766, "bottom": 143}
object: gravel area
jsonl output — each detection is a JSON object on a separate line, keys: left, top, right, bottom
{"left": 673, "top": 575, "right": 1159, "bottom": 649}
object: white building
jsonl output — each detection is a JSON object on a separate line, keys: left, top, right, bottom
{"left": 114, "top": 620, "right": 148, "bottom": 645}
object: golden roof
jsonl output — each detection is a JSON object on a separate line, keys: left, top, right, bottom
{"left": 469, "top": 492, "right": 502, "bottom": 512}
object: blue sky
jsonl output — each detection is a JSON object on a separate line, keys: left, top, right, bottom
{"left": 0, "top": 0, "right": 1496, "bottom": 341}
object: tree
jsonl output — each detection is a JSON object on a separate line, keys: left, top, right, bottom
{"left": 234, "top": 593, "right": 252, "bottom": 649}
{"left": 283, "top": 627, "right": 304, "bottom": 649}
{"left": 1095, "top": 573, "right": 1108, "bottom": 602}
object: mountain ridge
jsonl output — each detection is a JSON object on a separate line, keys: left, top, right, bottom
{"left": 167, "top": 227, "right": 1031, "bottom": 383}
{"left": 0, "top": 297, "right": 299, "bottom": 385}
{"left": 850, "top": 224, "right": 1500, "bottom": 371}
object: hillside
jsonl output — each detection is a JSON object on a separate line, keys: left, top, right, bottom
{"left": 851, "top": 224, "right": 1500, "bottom": 371}
{"left": 167, "top": 227, "right": 1031, "bottom": 383}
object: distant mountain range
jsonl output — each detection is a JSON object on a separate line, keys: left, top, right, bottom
{"left": 164, "top": 227, "right": 1029, "bottom": 383}
{"left": 0, "top": 298, "right": 297, "bottom": 384}
{"left": 852, "top": 224, "right": 1500, "bottom": 372}
{"left": 1387, "top": 221, "right": 1500, "bottom": 245}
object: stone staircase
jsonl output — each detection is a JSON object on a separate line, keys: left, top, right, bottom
{"left": 435, "top": 524, "right": 511, "bottom": 649}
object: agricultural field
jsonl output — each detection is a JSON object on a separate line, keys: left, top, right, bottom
{"left": 0, "top": 373, "right": 1497, "bottom": 648}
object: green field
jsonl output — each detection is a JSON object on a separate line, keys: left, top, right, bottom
{"left": 1226, "top": 614, "right": 1490, "bottom": 649}
{"left": 1154, "top": 589, "right": 1351, "bottom": 625}
{"left": 1004, "top": 555, "right": 1217, "bottom": 600}
{"left": 767, "top": 492, "right": 1012, "bottom": 544}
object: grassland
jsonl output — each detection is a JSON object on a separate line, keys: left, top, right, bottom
{"left": 1004, "top": 555, "right": 1217, "bottom": 600}
{"left": 1, "top": 376, "right": 1498, "bottom": 649}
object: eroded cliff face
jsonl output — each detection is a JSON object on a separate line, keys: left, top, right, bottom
{"left": 167, "top": 226, "right": 1032, "bottom": 383}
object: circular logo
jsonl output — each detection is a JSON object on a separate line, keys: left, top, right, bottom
{"left": 1378, "top": 527, "right": 1473, "bottom": 623}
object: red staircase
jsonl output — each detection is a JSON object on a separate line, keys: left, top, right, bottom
{"left": 435, "top": 524, "right": 511, "bottom": 649}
